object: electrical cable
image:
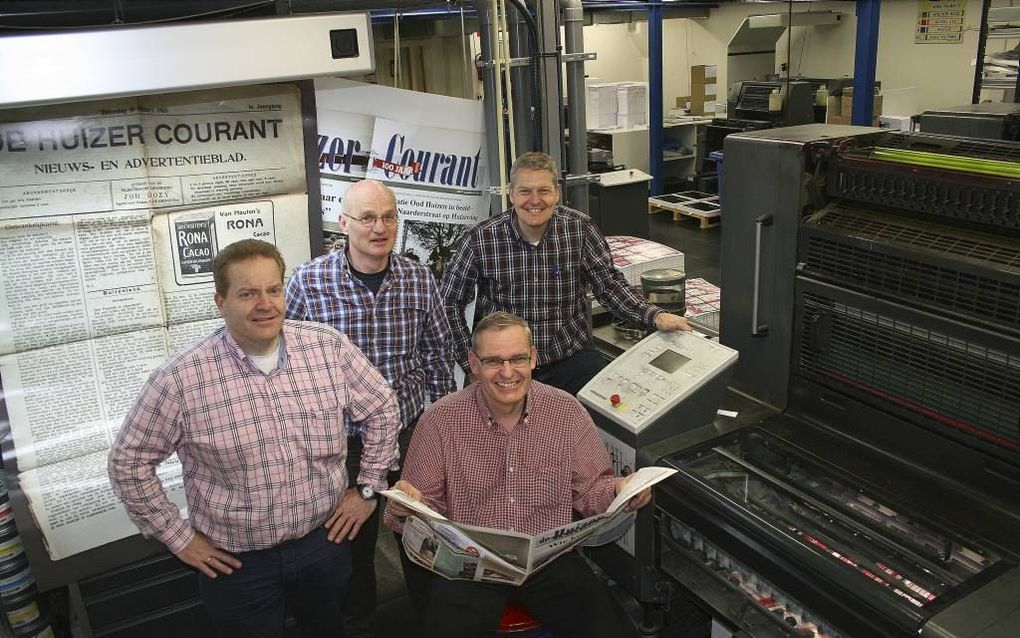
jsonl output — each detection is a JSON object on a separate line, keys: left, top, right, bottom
{"left": 498, "top": 0, "right": 518, "bottom": 160}
{"left": 486, "top": 0, "right": 510, "bottom": 210}
{"left": 507, "top": 0, "right": 543, "bottom": 152}
{"left": 799, "top": 20, "right": 810, "bottom": 77}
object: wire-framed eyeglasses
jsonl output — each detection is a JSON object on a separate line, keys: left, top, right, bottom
{"left": 472, "top": 352, "right": 532, "bottom": 370}
{"left": 345, "top": 213, "right": 398, "bottom": 228}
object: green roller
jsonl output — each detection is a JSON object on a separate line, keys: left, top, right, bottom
{"left": 869, "top": 147, "right": 1020, "bottom": 179}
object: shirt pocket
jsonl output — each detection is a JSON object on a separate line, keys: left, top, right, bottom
{"left": 286, "top": 406, "right": 344, "bottom": 460}
{"left": 377, "top": 295, "right": 429, "bottom": 361}
{"left": 530, "top": 264, "right": 579, "bottom": 323}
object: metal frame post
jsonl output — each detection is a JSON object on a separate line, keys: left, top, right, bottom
{"left": 851, "top": 0, "right": 880, "bottom": 126}
{"left": 649, "top": 0, "right": 664, "bottom": 195}
{"left": 532, "top": 0, "right": 564, "bottom": 170}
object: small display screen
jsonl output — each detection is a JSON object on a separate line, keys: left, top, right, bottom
{"left": 649, "top": 349, "right": 691, "bottom": 374}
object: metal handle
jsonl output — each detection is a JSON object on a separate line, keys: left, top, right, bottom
{"left": 751, "top": 214, "right": 774, "bottom": 336}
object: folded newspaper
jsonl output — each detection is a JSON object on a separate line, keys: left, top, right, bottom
{"left": 382, "top": 466, "right": 677, "bottom": 585}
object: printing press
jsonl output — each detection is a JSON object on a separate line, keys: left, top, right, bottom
{"left": 585, "top": 125, "right": 1020, "bottom": 637}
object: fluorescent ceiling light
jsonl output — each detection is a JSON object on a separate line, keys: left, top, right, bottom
{"left": 0, "top": 12, "right": 375, "bottom": 109}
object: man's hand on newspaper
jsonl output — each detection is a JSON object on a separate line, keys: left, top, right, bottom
{"left": 394, "top": 480, "right": 422, "bottom": 500}
{"left": 176, "top": 531, "right": 242, "bottom": 578}
{"left": 615, "top": 476, "right": 652, "bottom": 512}
{"left": 388, "top": 480, "right": 423, "bottom": 518}
{"left": 325, "top": 487, "right": 378, "bottom": 542}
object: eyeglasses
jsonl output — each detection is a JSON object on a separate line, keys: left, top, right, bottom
{"left": 472, "top": 352, "right": 532, "bottom": 370}
{"left": 345, "top": 213, "right": 398, "bottom": 228}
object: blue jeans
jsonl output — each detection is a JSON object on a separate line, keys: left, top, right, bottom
{"left": 198, "top": 527, "right": 351, "bottom": 638}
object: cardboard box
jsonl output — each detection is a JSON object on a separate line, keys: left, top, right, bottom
{"left": 694, "top": 100, "right": 717, "bottom": 116}
{"left": 879, "top": 115, "right": 913, "bottom": 131}
{"left": 840, "top": 94, "right": 882, "bottom": 118}
{"left": 690, "top": 65, "right": 718, "bottom": 84}
{"left": 826, "top": 95, "right": 841, "bottom": 116}
{"left": 691, "top": 82, "right": 717, "bottom": 101}
{"left": 826, "top": 112, "right": 880, "bottom": 127}
{"left": 676, "top": 96, "right": 716, "bottom": 116}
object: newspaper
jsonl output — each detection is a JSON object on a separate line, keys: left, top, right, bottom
{"left": 384, "top": 466, "right": 677, "bottom": 585}
{"left": 0, "top": 85, "right": 309, "bottom": 560}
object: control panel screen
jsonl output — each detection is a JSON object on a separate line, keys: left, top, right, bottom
{"left": 649, "top": 349, "right": 691, "bottom": 374}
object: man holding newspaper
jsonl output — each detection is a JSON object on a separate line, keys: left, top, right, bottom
{"left": 384, "top": 311, "right": 661, "bottom": 638}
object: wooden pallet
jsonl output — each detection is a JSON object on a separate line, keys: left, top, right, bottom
{"left": 648, "top": 200, "right": 720, "bottom": 229}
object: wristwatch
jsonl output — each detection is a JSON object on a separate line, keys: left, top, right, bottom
{"left": 358, "top": 484, "right": 377, "bottom": 501}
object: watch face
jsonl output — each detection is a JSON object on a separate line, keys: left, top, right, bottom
{"left": 359, "top": 485, "right": 375, "bottom": 500}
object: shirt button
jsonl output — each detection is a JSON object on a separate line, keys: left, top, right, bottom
{"left": 509, "top": 467, "right": 514, "bottom": 472}
{"left": 509, "top": 497, "right": 515, "bottom": 503}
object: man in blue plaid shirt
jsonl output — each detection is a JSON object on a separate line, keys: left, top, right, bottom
{"left": 441, "top": 152, "right": 690, "bottom": 395}
{"left": 286, "top": 179, "right": 455, "bottom": 637}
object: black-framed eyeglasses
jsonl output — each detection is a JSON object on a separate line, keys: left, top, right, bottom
{"left": 345, "top": 213, "right": 398, "bottom": 228}
{"left": 472, "top": 351, "right": 531, "bottom": 370}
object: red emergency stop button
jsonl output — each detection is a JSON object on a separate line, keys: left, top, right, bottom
{"left": 610, "top": 394, "right": 621, "bottom": 407}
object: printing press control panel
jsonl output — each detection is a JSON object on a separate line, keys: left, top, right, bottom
{"left": 579, "top": 331, "right": 738, "bottom": 436}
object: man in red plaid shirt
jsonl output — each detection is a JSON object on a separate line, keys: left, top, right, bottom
{"left": 385, "top": 311, "right": 651, "bottom": 638}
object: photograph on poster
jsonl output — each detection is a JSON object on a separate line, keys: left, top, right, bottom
{"left": 323, "top": 229, "right": 347, "bottom": 254}
{"left": 399, "top": 220, "right": 470, "bottom": 282}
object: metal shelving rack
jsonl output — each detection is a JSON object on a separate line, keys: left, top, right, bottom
{"left": 973, "top": 3, "right": 1020, "bottom": 102}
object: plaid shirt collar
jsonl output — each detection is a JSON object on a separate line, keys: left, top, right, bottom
{"left": 471, "top": 381, "right": 533, "bottom": 432}
{"left": 219, "top": 324, "right": 290, "bottom": 370}
{"left": 332, "top": 247, "right": 406, "bottom": 289}
{"left": 502, "top": 206, "right": 567, "bottom": 247}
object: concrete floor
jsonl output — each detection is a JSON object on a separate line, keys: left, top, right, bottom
{"left": 648, "top": 210, "right": 722, "bottom": 286}
{"left": 370, "top": 210, "right": 722, "bottom": 637}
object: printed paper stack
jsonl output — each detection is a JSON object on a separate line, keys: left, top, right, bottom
{"left": 586, "top": 83, "right": 620, "bottom": 130}
{"left": 617, "top": 82, "right": 647, "bottom": 129}
{"left": 605, "top": 236, "right": 685, "bottom": 286}
{"left": 685, "top": 277, "right": 721, "bottom": 316}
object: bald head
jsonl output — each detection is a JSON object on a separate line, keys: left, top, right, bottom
{"left": 342, "top": 179, "right": 396, "bottom": 217}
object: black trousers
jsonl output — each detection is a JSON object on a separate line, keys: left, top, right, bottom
{"left": 423, "top": 550, "right": 629, "bottom": 638}
{"left": 533, "top": 342, "right": 606, "bottom": 396}
{"left": 397, "top": 533, "right": 434, "bottom": 620}
{"left": 198, "top": 527, "right": 351, "bottom": 638}
{"left": 344, "top": 425, "right": 415, "bottom": 636}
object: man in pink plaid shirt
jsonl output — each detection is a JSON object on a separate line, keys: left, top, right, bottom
{"left": 109, "top": 239, "right": 399, "bottom": 637}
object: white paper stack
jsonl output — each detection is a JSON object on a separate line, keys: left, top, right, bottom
{"left": 616, "top": 82, "right": 647, "bottom": 128}
{"left": 605, "top": 235, "right": 685, "bottom": 286}
{"left": 586, "top": 82, "right": 620, "bottom": 130}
